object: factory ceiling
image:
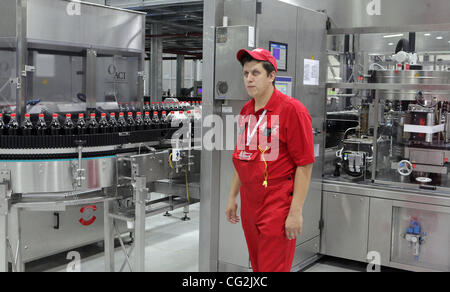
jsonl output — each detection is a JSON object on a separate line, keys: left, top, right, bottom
{"left": 130, "top": 1, "right": 204, "bottom": 59}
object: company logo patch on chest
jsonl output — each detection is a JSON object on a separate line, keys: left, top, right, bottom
{"left": 239, "top": 151, "right": 253, "bottom": 161}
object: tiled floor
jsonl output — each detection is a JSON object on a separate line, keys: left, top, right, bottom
{"left": 27, "top": 201, "right": 404, "bottom": 272}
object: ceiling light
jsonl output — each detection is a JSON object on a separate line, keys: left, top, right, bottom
{"left": 383, "top": 34, "right": 404, "bottom": 38}
{"left": 436, "top": 36, "right": 443, "bottom": 40}
{"left": 388, "top": 42, "right": 394, "bottom": 46}
{"left": 424, "top": 33, "right": 431, "bottom": 36}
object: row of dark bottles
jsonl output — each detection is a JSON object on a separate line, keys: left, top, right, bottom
{"left": 121, "top": 101, "right": 202, "bottom": 114}
{"left": 0, "top": 111, "right": 189, "bottom": 136}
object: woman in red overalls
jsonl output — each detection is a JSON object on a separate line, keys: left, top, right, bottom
{"left": 225, "top": 48, "right": 315, "bottom": 272}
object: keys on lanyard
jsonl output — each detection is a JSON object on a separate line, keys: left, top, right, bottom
{"left": 246, "top": 110, "right": 267, "bottom": 147}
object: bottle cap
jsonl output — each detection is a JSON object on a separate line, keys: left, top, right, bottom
{"left": 145, "top": 112, "right": 150, "bottom": 115}
{"left": 90, "top": 113, "right": 96, "bottom": 117}
{"left": 101, "top": 113, "right": 106, "bottom": 117}
{"left": 11, "top": 113, "right": 16, "bottom": 118}
{"left": 128, "top": 112, "right": 133, "bottom": 116}
{"left": 179, "top": 111, "right": 184, "bottom": 114}
{"left": 171, "top": 111, "right": 175, "bottom": 114}
{"left": 187, "top": 111, "right": 191, "bottom": 114}
{"left": 162, "top": 111, "right": 167, "bottom": 115}
{"left": 39, "top": 113, "right": 44, "bottom": 118}
{"left": 52, "top": 114, "right": 58, "bottom": 118}
{"left": 25, "top": 114, "right": 30, "bottom": 118}
{"left": 153, "top": 111, "right": 158, "bottom": 115}
{"left": 78, "top": 113, "right": 84, "bottom": 118}
{"left": 110, "top": 112, "right": 115, "bottom": 117}
{"left": 66, "top": 114, "right": 71, "bottom": 118}
{"left": 119, "top": 112, "right": 124, "bottom": 116}
{"left": 136, "top": 112, "right": 141, "bottom": 116}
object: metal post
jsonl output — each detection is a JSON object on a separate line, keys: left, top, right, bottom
{"left": 199, "top": 0, "right": 223, "bottom": 272}
{"left": 137, "top": 15, "right": 146, "bottom": 110}
{"left": 85, "top": 49, "right": 97, "bottom": 111}
{"left": 371, "top": 90, "right": 380, "bottom": 182}
{"left": 15, "top": 0, "right": 28, "bottom": 124}
{"left": 0, "top": 184, "right": 9, "bottom": 272}
{"left": 176, "top": 55, "right": 185, "bottom": 97}
{"left": 150, "top": 23, "right": 163, "bottom": 103}
{"left": 134, "top": 176, "right": 147, "bottom": 272}
{"left": 104, "top": 199, "right": 115, "bottom": 272}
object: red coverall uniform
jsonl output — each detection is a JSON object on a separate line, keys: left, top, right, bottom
{"left": 232, "top": 88, "right": 315, "bottom": 272}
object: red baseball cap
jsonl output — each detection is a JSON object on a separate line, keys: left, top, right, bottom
{"left": 236, "top": 48, "right": 278, "bottom": 72}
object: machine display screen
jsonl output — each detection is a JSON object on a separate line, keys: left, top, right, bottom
{"left": 275, "top": 76, "right": 293, "bottom": 96}
{"left": 270, "top": 42, "right": 288, "bottom": 71}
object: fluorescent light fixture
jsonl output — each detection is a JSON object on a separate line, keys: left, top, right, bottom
{"left": 436, "top": 36, "right": 444, "bottom": 40}
{"left": 383, "top": 34, "right": 404, "bottom": 38}
{"left": 388, "top": 42, "right": 394, "bottom": 46}
{"left": 424, "top": 33, "right": 431, "bottom": 36}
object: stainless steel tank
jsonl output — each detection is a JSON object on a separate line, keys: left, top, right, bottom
{"left": 373, "top": 70, "right": 450, "bottom": 101}
{"left": 1, "top": 156, "right": 117, "bottom": 194}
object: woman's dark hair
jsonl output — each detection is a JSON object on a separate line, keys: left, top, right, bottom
{"left": 240, "top": 54, "right": 276, "bottom": 86}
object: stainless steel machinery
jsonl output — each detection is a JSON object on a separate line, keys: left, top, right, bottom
{"left": 0, "top": 0, "right": 200, "bottom": 272}
{"left": 200, "top": 0, "right": 326, "bottom": 272}
{"left": 322, "top": 3, "right": 450, "bottom": 271}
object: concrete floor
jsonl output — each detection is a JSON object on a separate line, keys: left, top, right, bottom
{"left": 26, "top": 201, "right": 404, "bottom": 272}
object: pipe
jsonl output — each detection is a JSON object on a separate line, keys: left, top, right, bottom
{"left": 146, "top": 32, "right": 202, "bottom": 39}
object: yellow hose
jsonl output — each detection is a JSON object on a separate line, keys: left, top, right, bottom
{"left": 258, "top": 145, "right": 269, "bottom": 188}
{"left": 185, "top": 166, "right": 190, "bottom": 203}
{"left": 169, "top": 153, "right": 174, "bottom": 169}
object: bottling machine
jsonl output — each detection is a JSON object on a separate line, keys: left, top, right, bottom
{"left": 0, "top": 0, "right": 200, "bottom": 272}
{"left": 323, "top": 32, "right": 450, "bottom": 271}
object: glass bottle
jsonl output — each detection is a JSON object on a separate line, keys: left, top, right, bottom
{"left": 64, "top": 113, "right": 75, "bottom": 136}
{"left": 152, "top": 111, "right": 160, "bottom": 129}
{"left": 0, "top": 113, "right": 6, "bottom": 135}
{"left": 117, "top": 112, "right": 127, "bottom": 132}
{"left": 109, "top": 112, "right": 118, "bottom": 133}
{"left": 127, "top": 112, "right": 136, "bottom": 132}
{"left": 50, "top": 114, "right": 61, "bottom": 136}
{"left": 87, "top": 113, "right": 99, "bottom": 135}
{"left": 22, "top": 113, "right": 34, "bottom": 136}
{"left": 36, "top": 113, "right": 48, "bottom": 136}
{"left": 76, "top": 113, "right": 87, "bottom": 135}
{"left": 135, "top": 112, "right": 144, "bottom": 131}
{"left": 99, "top": 113, "right": 109, "bottom": 134}
{"left": 144, "top": 112, "right": 152, "bottom": 130}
